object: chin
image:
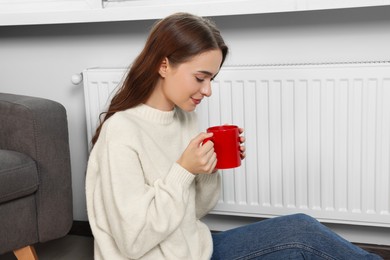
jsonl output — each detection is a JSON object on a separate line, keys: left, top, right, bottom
{"left": 177, "top": 104, "right": 196, "bottom": 112}
{"left": 182, "top": 107, "right": 196, "bottom": 112}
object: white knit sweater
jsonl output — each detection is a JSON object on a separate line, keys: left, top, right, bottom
{"left": 86, "top": 104, "right": 221, "bottom": 260}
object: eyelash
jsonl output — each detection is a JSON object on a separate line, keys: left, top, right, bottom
{"left": 196, "top": 77, "right": 215, "bottom": 83}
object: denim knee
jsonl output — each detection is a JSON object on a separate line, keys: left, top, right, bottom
{"left": 283, "top": 213, "right": 320, "bottom": 227}
{"left": 287, "top": 213, "right": 316, "bottom": 222}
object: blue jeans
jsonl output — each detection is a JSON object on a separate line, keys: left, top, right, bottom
{"left": 211, "top": 213, "right": 383, "bottom": 260}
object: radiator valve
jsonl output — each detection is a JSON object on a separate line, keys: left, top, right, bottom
{"left": 71, "top": 73, "right": 83, "bottom": 85}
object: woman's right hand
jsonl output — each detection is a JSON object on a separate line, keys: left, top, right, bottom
{"left": 177, "top": 132, "right": 217, "bottom": 174}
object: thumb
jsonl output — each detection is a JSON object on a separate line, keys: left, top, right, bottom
{"left": 193, "top": 132, "right": 213, "bottom": 146}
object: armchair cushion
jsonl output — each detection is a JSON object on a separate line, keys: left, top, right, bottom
{"left": 0, "top": 150, "right": 39, "bottom": 204}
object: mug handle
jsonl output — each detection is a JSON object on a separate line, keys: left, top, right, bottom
{"left": 202, "top": 137, "right": 213, "bottom": 145}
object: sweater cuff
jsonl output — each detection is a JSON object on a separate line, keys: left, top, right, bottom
{"left": 165, "top": 163, "right": 195, "bottom": 188}
{"left": 196, "top": 171, "right": 219, "bottom": 184}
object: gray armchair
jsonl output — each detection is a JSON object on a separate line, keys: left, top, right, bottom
{"left": 0, "top": 93, "right": 73, "bottom": 259}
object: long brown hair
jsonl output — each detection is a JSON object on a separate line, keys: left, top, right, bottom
{"left": 91, "top": 12, "right": 228, "bottom": 145}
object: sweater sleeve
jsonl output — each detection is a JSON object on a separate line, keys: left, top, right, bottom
{"left": 195, "top": 172, "right": 221, "bottom": 219}
{"left": 96, "top": 140, "right": 195, "bottom": 259}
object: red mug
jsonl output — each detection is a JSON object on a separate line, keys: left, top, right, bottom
{"left": 204, "top": 125, "right": 241, "bottom": 170}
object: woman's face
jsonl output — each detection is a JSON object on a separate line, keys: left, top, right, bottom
{"left": 150, "top": 49, "right": 223, "bottom": 112}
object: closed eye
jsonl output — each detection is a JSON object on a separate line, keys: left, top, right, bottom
{"left": 196, "top": 77, "right": 205, "bottom": 82}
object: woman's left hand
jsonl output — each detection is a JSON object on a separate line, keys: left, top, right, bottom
{"left": 239, "top": 127, "right": 246, "bottom": 160}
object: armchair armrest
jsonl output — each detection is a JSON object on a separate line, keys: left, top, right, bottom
{"left": 0, "top": 93, "right": 73, "bottom": 242}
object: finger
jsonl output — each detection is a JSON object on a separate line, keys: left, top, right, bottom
{"left": 209, "top": 151, "right": 217, "bottom": 164}
{"left": 239, "top": 127, "right": 245, "bottom": 134}
{"left": 240, "top": 136, "right": 246, "bottom": 143}
{"left": 210, "top": 159, "right": 218, "bottom": 174}
{"left": 200, "top": 151, "right": 216, "bottom": 174}
{"left": 207, "top": 154, "right": 217, "bottom": 173}
{"left": 205, "top": 147, "right": 215, "bottom": 159}
{"left": 194, "top": 132, "right": 213, "bottom": 146}
{"left": 240, "top": 146, "right": 246, "bottom": 152}
{"left": 240, "top": 152, "right": 246, "bottom": 160}
{"left": 201, "top": 139, "right": 214, "bottom": 152}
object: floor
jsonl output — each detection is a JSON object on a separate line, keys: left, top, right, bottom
{"left": 1, "top": 235, "right": 389, "bottom": 260}
{"left": 0, "top": 235, "right": 94, "bottom": 260}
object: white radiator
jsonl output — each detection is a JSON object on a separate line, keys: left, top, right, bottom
{"left": 82, "top": 67, "right": 128, "bottom": 149}
{"left": 82, "top": 62, "right": 390, "bottom": 227}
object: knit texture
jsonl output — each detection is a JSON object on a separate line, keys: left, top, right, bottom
{"left": 86, "top": 104, "right": 221, "bottom": 260}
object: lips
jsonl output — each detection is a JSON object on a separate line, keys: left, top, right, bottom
{"left": 191, "top": 97, "right": 202, "bottom": 105}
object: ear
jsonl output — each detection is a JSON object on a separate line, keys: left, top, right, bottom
{"left": 158, "top": 57, "right": 169, "bottom": 78}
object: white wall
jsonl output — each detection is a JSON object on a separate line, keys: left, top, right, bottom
{"left": 1, "top": 5, "right": 390, "bottom": 244}
{"left": 0, "top": 18, "right": 154, "bottom": 221}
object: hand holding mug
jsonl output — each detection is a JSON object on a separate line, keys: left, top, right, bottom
{"left": 177, "top": 132, "right": 217, "bottom": 174}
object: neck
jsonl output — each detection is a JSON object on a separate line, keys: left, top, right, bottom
{"left": 145, "top": 80, "right": 174, "bottom": 111}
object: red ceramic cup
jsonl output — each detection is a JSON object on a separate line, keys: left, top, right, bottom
{"left": 204, "top": 125, "right": 241, "bottom": 169}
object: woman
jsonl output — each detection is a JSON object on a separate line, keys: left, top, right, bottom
{"left": 86, "top": 12, "right": 382, "bottom": 260}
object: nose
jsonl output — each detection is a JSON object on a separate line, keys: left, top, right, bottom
{"left": 200, "top": 81, "right": 212, "bottom": 97}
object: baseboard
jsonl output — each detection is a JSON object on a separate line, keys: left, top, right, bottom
{"left": 69, "top": 221, "right": 92, "bottom": 237}
{"left": 68, "top": 221, "right": 390, "bottom": 258}
{"left": 355, "top": 243, "right": 390, "bottom": 259}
